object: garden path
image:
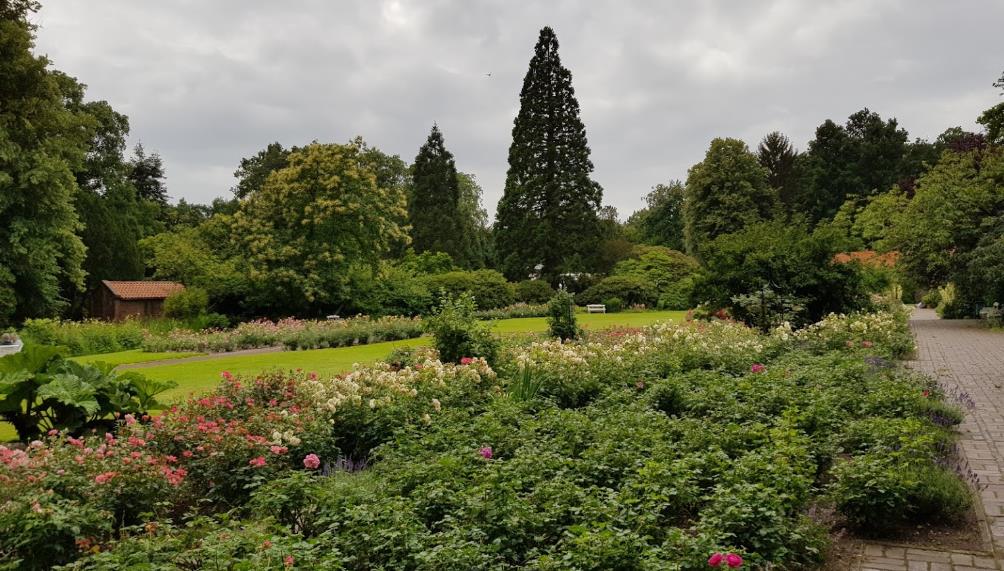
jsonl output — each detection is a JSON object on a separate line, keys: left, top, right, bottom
{"left": 853, "top": 309, "right": 1004, "bottom": 570}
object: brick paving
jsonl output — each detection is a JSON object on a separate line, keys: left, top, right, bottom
{"left": 853, "top": 309, "right": 1003, "bottom": 570}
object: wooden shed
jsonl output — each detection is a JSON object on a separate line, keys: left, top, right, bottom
{"left": 93, "top": 280, "right": 185, "bottom": 321}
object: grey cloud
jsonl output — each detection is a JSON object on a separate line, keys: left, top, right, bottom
{"left": 33, "top": 0, "right": 1004, "bottom": 217}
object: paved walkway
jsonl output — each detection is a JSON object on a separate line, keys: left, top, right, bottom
{"left": 854, "top": 309, "right": 1003, "bottom": 570}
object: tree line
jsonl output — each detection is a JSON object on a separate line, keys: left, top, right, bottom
{"left": 3, "top": 0, "right": 1003, "bottom": 325}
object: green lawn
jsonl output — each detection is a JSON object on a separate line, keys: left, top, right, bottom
{"left": 71, "top": 349, "right": 205, "bottom": 367}
{"left": 0, "top": 311, "right": 685, "bottom": 442}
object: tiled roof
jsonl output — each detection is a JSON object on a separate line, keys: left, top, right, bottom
{"left": 101, "top": 280, "right": 185, "bottom": 300}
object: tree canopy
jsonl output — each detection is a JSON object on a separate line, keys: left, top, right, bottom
{"left": 409, "top": 125, "right": 462, "bottom": 261}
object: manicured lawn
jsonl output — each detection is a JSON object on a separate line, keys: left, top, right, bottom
{"left": 489, "top": 310, "right": 687, "bottom": 335}
{"left": 71, "top": 349, "right": 205, "bottom": 367}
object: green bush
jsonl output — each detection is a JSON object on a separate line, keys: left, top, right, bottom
{"left": 546, "top": 290, "right": 580, "bottom": 340}
{"left": 576, "top": 275, "right": 657, "bottom": 307}
{"left": 920, "top": 290, "right": 939, "bottom": 309}
{"left": 602, "top": 296, "right": 624, "bottom": 313}
{"left": 421, "top": 270, "right": 514, "bottom": 310}
{"left": 19, "top": 318, "right": 146, "bottom": 356}
{"left": 657, "top": 276, "right": 695, "bottom": 310}
{"left": 514, "top": 279, "right": 555, "bottom": 304}
{"left": 163, "top": 287, "right": 209, "bottom": 319}
{"left": 424, "top": 292, "right": 498, "bottom": 364}
{"left": 474, "top": 303, "right": 549, "bottom": 320}
{"left": 612, "top": 245, "right": 699, "bottom": 292}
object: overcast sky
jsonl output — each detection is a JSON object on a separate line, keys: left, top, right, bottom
{"left": 33, "top": 1, "right": 1003, "bottom": 219}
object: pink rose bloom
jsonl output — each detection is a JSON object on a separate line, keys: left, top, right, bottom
{"left": 750, "top": 363, "right": 766, "bottom": 374}
{"left": 708, "top": 553, "right": 724, "bottom": 567}
{"left": 725, "top": 553, "right": 743, "bottom": 568}
{"left": 249, "top": 456, "right": 267, "bottom": 468}
{"left": 94, "top": 471, "right": 117, "bottom": 484}
{"left": 47, "top": 429, "right": 59, "bottom": 436}
{"left": 861, "top": 340, "right": 873, "bottom": 348}
{"left": 460, "top": 357, "right": 474, "bottom": 365}
{"left": 479, "top": 446, "right": 493, "bottom": 460}
{"left": 221, "top": 371, "right": 233, "bottom": 381}
{"left": 271, "top": 445, "right": 288, "bottom": 455}
{"left": 284, "top": 555, "right": 295, "bottom": 567}
{"left": 303, "top": 454, "right": 321, "bottom": 470}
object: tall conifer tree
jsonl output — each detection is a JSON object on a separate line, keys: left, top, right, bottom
{"left": 409, "top": 124, "right": 462, "bottom": 260}
{"left": 495, "top": 26, "right": 602, "bottom": 284}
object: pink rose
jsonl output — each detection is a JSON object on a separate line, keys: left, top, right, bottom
{"left": 460, "top": 357, "right": 474, "bottom": 365}
{"left": 249, "top": 456, "right": 267, "bottom": 468}
{"left": 479, "top": 446, "right": 493, "bottom": 460}
{"left": 861, "top": 340, "right": 873, "bottom": 348}
{"left": 750, "top": 363, "right": 766, "bottom": 374}
{"left": 708, "top": 553, "right": 724, "bottom": 567}
{"left": 725, "top": 553, "right": 743, "bottom": 568}
{"left": 284, "top": 555, "right": 295, "bottom": 567}
{"left": 303, "top": 454, "right": 321, "bottom": 470}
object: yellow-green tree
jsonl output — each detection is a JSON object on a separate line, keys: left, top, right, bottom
{"left": 234, "top": 139, "right": 409, "bottom": 313}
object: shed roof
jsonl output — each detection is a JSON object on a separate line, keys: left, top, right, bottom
{"left": 101, "top": 280, "right": 184, "bottom": 300}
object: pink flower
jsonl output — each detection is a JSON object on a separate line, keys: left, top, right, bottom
{"left": 182, "top": 450, "right": 193, "bottom": 458}
{"left": 922, "top": 390, "right": 930, "bottom": 398}
{"left": 124, "top": 413, "right": 137, "bottom": 425}
{"left": 460, "top": 357, "right": 474, "bottom": 365}
{"left": 303, "top": 454, "right": 321, "bottom": 470}
{"left": 47, "top": 429, "right": 59, "bottom": 436}
{"left": 750, "top": 363, "right": 766, "bottom": 374}
{"left": 845, "top": 340, "right": 855, "bottom": 348}
{"left": 249, "top": 456, "right": 267, "bottom": 468}
{"left": 94, "top": 471, "right": 117, "bottom": 484}
{"left": 284, "top": 555, "right": 295, "bottom": 567}
{"left": 725, "top": 553, "right": 743, "bottom": 568}
{"left": 221, "top": 371, "right": 233, "bottom": 381}
{"left": 479, "top": 446, "right": 493, "bottom": 460}
{"left": 270, "top": 445, "right": 288, "bottom": 455}
{"left": 262, "top": 540, "right": 272, "bottom": 549}
{"left": 861, "top": 340, "right": 874, "bottom": 348}
{"left": 708, "top": 553, "right": 724, "bottom": 567}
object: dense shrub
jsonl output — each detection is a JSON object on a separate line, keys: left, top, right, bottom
{"left": 424, "top": 293, "right": 498, "bottom": 364}
{"left": 603, "top": 296, "right": 624, "bottom": 312}
{"left": 695, "top": 220, "right": 869, "bottom": 328}
{"left": 546, "top": 290, "right": 580, "bottom": 340}
{"left": 612, "top": 245, "right": 699, "bottom": 292}
{"left": 514, "top": 279, "right": 555, "bottom": 304}
{"left": 20, "top": 318, "right": 146, "bottom": 356}
{"left": 421, "top": 270, "right": 514, "bottom": 310}
{"left": 162, "top": 287, "right": 209, "bottom": 319}
{"left": 576, "top": 275, "right": 657, "bottom": 307}
{"left": 474, "top": 303, "right": 549, "bottom": 320}
{"left": 657, "top": 275, "right": 696, "bottom": 310}
{"left": 921, "top": 289, "right": 941, "bottom": 308}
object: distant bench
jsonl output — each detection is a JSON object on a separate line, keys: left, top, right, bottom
{"left": 586, "top": 304, "right": 606, "bottom": 314}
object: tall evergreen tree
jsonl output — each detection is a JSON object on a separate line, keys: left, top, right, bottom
{"left": 0, "top": 0, "right": 88, "bottom": 324}
{"left": 756, "top": 132, "right": 802, "bottom": 212}
{"left": 409, "top": 124, "right": 462, "bottom": 260}
{"left": 128, "top": 142, "right": 168, "bottom": 205}
{"left": 495, "top": 26, "right": 602, "bottom": 284}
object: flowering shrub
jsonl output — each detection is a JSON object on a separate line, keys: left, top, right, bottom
{"left": 0, "top": 308, "right": 970, "bottom": 569}
{"left": 791, "top": 309, "right": 915, "bottom": 358}
{"left": 141, "top": 315, "right": 424, "bottom": 353}
{"left": 474, "top": 302, "right": 550, "bottom": 320}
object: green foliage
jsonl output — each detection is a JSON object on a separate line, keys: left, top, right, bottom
{"left": 624, "top": 181, "right": 685, "bottom": 250}
{"left": 231, "top": 141, "right": 292, "bottom": 200}
{"left": 0, "top": 345, "right": 175, "bottom": 440}
{"left": 0, "top": 3, "right": 89, "bottom": 325}
{"left": 602, "top": 296, "right": 624, "bottom": 313}
{"left": 921, "top": 289, "right": 941, "bottom": 308}
{"left": 409, "top": 125, "right": 463, "bottom": 261}
{"left": 683, "top": 138, "right": 777, "bottom": 256}
{"left": 425, "top": 293, "right": 498, "bottom": 364}
{"left": 546, "top": 289, "right": 580, "bottom": 340}
{"left": 162, "top": 287, "right": 209, "bottom": 319}
{"left": 576, "top": 275, "right": 657, "bottom": 307}
{"left": 495, "top": 26, "right": 603, "bottom": 284}
{"left": 420, "top": 269, "right": 514, "bottom": 310}
{"left": 695, "top": 220, "right": 868, "bottom": 328}
{"left": 657, "top": 276, "right": 696, "bottom": 310}
{"left": 757, "top": 131, "right": 804, "bottom": 212}
{"left": 20, "top": 318, "right": 145, "bottom": 356}
{"left": 514, "top": 279, "right": 555, "bottom": 304}
{"left": 233, "top": 139, "right": 410, "bottom": 314}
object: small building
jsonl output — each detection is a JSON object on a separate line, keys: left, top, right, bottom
{"left": 93, "top": 280, "right": 185, "bottom": 321}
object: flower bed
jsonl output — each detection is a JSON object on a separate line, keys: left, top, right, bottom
{"left": 141, "top": 316, "right": 424, "bottom": 353}
{"left": 1, "top": 310, "right": 969, "bottom": 569}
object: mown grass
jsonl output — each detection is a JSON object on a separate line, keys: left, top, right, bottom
{"left": 71, "top": 349, "right": 205, "bottom": 367}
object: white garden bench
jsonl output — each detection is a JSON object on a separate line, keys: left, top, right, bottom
{"left": 586, "top": 304, "right": 606, "bottom": 314}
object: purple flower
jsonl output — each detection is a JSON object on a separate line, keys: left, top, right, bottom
{"left": 479, "top": 446, "right": 493, "bottom": 460}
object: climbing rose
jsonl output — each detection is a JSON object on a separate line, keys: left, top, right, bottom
{"left": 303, "top": 454, "right": 321, "bottom": 470}
{"left": 750, "top": 363, "right": 766, "bottom": 374}
{"left": 725, "top": 553, "right": 743, "bottom": 568}
{"left": 708, "top": 553, "right": 724, "bottom": 567}
{"left": 479, "top": 446, "right": 493, "bottom": 460}
{"left": 249, "top": 456, "right": 267, "bottom": 468}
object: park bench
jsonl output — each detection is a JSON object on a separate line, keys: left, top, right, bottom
{"left": 586, "top": 304, "right": 606, "bottom": 314}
